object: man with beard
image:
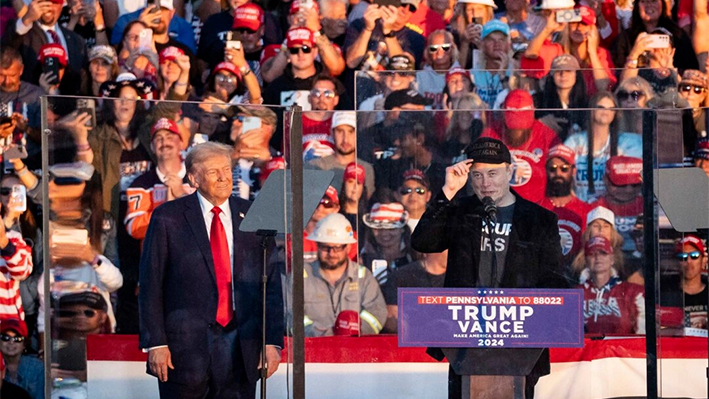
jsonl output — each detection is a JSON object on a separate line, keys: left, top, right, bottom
{"left": 296, "top": 213, "right": 386, "bottom": 337}
{"left": 10, "top": 0, "right": 87, "bottom": 82}
{"left": 110, "top": 0, "right": 195, "bottom": 53}
{"left": 481, "top": 89, "right": 560, "bottom": 203}
{"left": 125, "top": 118, "right": 194, "bottom": 241}
{"left": 538, "top": 144, "right": 591, "bottom": 265}
{"left": 300, "top": 76, "right": 342, "bottom": 162}
{"left": 307, "top": 111, "right": 375, "bottom": 199}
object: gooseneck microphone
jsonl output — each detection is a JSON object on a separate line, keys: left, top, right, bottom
{"left": 482, "top": 196, "right": 497, "bottom": 223}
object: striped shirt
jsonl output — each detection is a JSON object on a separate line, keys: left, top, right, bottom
{"left": 0, "top": 230, "right": 33, "bottom": 320}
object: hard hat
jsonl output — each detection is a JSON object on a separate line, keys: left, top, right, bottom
{"left": 457, "top": 0, "right": 497, "bottom": 9}
{"left": 307, "top": 213, "right": 357, "bottom": 244}
{"left": 535, "top": 0, "right": 575, "bottom": 10}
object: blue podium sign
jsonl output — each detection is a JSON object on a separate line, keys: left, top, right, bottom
{"left": 398, "top": 288, "right": 584, "bottom": 348}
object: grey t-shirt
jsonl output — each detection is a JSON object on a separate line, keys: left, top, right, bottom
{"left": 478, "top": 203, "right": 514, "bottom": 287}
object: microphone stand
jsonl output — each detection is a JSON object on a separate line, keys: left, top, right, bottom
{"left": 485, "top": 215, "right": 498, "bottom": 287}
{"left": 257, "top": 229, "right": 277, "bottom": 399}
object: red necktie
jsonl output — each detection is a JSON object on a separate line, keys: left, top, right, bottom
{"left": 47, "top": 29, "right": 61, "bottom": 45}
{"left": 210, "top": 207, "right": 233, "bottom": 327}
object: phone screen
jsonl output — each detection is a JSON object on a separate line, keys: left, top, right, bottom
{"left": 241, "top": 117, "right": 262, "bottom": 134}
{"left": 10, "top": 184, "right": 27, "bottom": 213}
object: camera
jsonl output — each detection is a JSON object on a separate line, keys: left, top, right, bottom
{"left": 556, "top": 9, "right": 582, "bottom": 23}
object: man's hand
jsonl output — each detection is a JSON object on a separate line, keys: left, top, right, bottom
{"left": 138, "top": 5, "right": 161, "bottom": 29}
{"left": 149, "top": 347, "right": 174, "bottom": 382}
{"left": 362, "top": 4, "right": 381, "bottom": 32}
{"left": 443, "top": 160, "right": 473, "bottom": 200}
{"left": 0, "top": 120, "right": 15, "bottom": 140}
{"left": 303, "top": 6, "right": 321, "bottom": 32}
{"left": 380, "top": 5, "right": 398, "bottom": 35}
{"left": 260, "top": 345, "right": 281, "bottom": 378}
{"left": 164, "top": 174, "right": 187, "bottom": 199}
{"left": 24, "top": 0, "right": 53, "bottom": 26}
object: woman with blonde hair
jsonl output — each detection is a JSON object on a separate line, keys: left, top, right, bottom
{"left": 443, "top": 92, "right": 487, "bottom": 162}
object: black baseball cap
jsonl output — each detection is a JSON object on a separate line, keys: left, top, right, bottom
{"left": 58, "top": 291, "right": 108, "bottom": 312}
{"left": 466, "top": 138, "right": 512, "bottom": 164}
{"left": 384, "top": 89, "right": 434, "bottom": 110}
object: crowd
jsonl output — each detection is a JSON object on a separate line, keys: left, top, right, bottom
{"left": 1, "top": 0, "right": 709, "bottom": 394}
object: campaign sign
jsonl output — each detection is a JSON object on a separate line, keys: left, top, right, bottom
{"left": 398, "top": 288, "right": 584, "bottom": 348}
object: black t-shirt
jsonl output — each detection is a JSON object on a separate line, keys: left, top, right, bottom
{"left": 684, "top": 285, "right": 708, "bottom": 329}
{"left": 59, "top": 7, "right": 96, "bottom": 50}
{"left": 343, "top": 18, "right": 425, "bottom": 68}
{"left": 478, "top": 203, "right": 514, "bottom": 287}
{"left": 1, "top": 380, "right": 32, "bottom": 399}
{"left": 382, "top": 260, "right": 446, "bottom": 305}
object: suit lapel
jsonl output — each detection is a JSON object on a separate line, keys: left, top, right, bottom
{"left": 230, "top": 197, "right": 244, "bottom": 283}
{"left": 184, "top": 193, "right": 217, "bottom": 285}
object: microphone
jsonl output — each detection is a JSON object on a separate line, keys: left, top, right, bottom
{"left": 482, "top": 196, "right": 497, "bottom": 223}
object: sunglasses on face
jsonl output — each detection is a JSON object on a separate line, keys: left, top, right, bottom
{"left": 0, "top": 334, "right": 24, "bottom": 343}
{"left": 288, "top": 46, "right": 313, "bottom": 55}
{"left": 310, "top": 89, "right": 336, "bottom": 99}
{"left": 399, "top": 187, "right": 427, "bottom": 195}
{"left": 679, "top": 84, "right": 706, "bottom": 94}
{"left": 57, "top": 309, "right": 98, "bottom": 318}
{"left": 235, "top": 28, "right": 257, "bottom": 35}
{"left": 547, "top": 164, "right": 572, "bottom": 173}
{"left": 215, "top": 75, "right": 237, "bottom": 84}
{"left": 317, "top": 243, "right": 347, "bottom": 253}
{"left": 428, "top": 44, "right": 451, "bottom": 53}
{"left": 319, "top": 198, "right": 337, "bottom": 208}
{"left": 617, "top": 90, "right": 645, "bottom": 102}
{"left": 0, "top": 187, "right": 11, "bottom": 196}
{"left": 400, "top": 4, "right": 416, "bottom": 12}
{"left": 677, "top": 251, "right": 702, "bottom": 261}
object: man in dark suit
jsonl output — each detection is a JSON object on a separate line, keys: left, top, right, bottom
{"left": 411, "top": 137, "right": 568, "bottom": 399}
{"left": 8, "top": 0, "right": 87, "bottom": 83}
{"left": 139, "top": 142, "right": 284, "bottom": 398}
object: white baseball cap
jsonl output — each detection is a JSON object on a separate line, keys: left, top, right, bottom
{"left": 586, "top": 206, "right": 615, "bottom": 227}
{"left": 158, "top": 0, "right": 174, "bottom": 10}
{"left": 457, "top": 0, "right": 498, "bottom": 9}
{"left": 535, "top": 0, "right": 575, "bottom": 9}
{"left": 331, "top": 111, "right": 356, "bottom": 130}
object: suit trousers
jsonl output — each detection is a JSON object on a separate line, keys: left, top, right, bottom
{"left": 158, "top": 323, "right": 256, "bottom": 399}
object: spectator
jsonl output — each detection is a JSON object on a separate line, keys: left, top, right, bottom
{"left": 534, "top": 54, "right": 588, "bottom": 140}
{"left": 443, "top": 92, "right": 486, "bottom": 163}
{"left": 80, "top": 44, "right": 118, "bottom": 97}
{"left": 677, "top": 70, "right": 708, "bottom": 141}
{"left": 381, "top": 250, "right": 447, "bottom": 333}
{"left": 361, "top": 201, "right": 419, "bottom": 283}
{"left": 61, "top": 0, "right": 109, "bottom": 50}
{"left": 301, "top": 76, "right": 342, "bottom": 162}
{"left": 396, "top": 169, "right": 432, "bottom": 232}
{"left": 125, "top": 118, "right": 194, "bottom": 241}
{"left": 358, "top": 54, "right": 416, "bottom": 130}
{"left": 319, "top": 0, "right": 349, "bottom": 47}
{"left": 307, "top": 111, "right": 376, "bottom": 199}
{"left": 263, "top": 27, "right": 324, "bottom": 111}
{"left": 375, "top": 116, "right": 447, "bottom": 193}
{"left": 472, "top": 20, "right": 514, "bottom": 109}
{"left": 611, "top": 0, "right": 698, "bottom": 73}
{"left": 156, "top": 46, "right": 191, "bottom": 100}
{"left": 344, "top": 1, "right": 425, "bottom": 70}
{"left": 614, "top": 76, "right": 655, "bottom": 134}
{"left": 35, "top": 44, "right": 81, "bottom": 96}
{"left": 568, "top": 6, "right": 616, "bottom": 95}
{"left": 198, "top": 1, "right": 282, "bottom": 72}
{"left": 693, "top": 0, "right": 709, "bottom": 70}
{"left": 429, "top": 0, "right": 456, "bottom": 22}
{"left": 201, "top": 60, "right": 260, "bottom": 106}
{"left": 695, "top": 137, "right": 709, "bottom": 176}
{"left": 451, "top": 0, "right": 497, "bottom": 68}
{"left": 443, "top": 66, "right": 475, "bottom": 108}
{"left": 417, "top": 30, "right": 460, "bottom": 109}
{"left": 521, "top": 0, "right": 576, "bottom": 78}
{"left": 262, "top": 1, "right": 345, "bottom": 81}
{"left": 579, "top": 236, "right": 645, "bottom": 334}
{"left": 115, "top": 21, "right": 159, "bottom": 82}
{"left": 481, "top": 89, "right": 561, "bottom": 203}
{"left": 303, "top": 186, "right": 359, "bottom": 263}
{"left": 12, "top": 0, "right": 87, "bottom": 84}
{"left": 359, "top": 89, "right": 433, "bottom": 164}
{"left": 499, "top": 0, "right": 545, "bottom": 42}
{"left": 591, "top": 156, "right": 644, "bottom": 259}
{"left": 571, "top": 206, "right": 631, "bottom": 280}
{"left": 676, "top": 235, "right": 708, "bottom": 329}
{"left": 296, "top": 213, "right": 386, "bottom": 337}
{"left": 0, "top": 200, "right": 33, "bottom": 321}
{"left": 565, "top": 91, "right": 643, "bottom": 202}
{"left": 405, "top": 0, "right": 447, "bottom": 38}
{"left": 0, "top": 46, "right": 42, "bottom": 168}
{"left": 538, "top": 144, "right": 592, "bottom": 265}
{"left": 0, "top": 352, "right": 32, "bottom": 399}
{"left": 620, "top": 27, "right": 679, "bottom": 95}
{"left": 339, "top": 162, "right": 368, "bottom": 234}
{"left": 0, "top": 318, "right": 43, "bottom": 399}
{"left": 110, "top": 0, "right": 196, "bottom": 54}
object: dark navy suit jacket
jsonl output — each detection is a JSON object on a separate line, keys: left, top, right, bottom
{"left": 138, "top": 193, "right": 284, "bottom": 385}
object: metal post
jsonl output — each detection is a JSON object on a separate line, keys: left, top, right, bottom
{"left": 642, "top": 109, "right": 658, "bottom": 399}
{"left": 288, "top": 105, "right": 305, "bottom": 399}
{"left": 41, "top": 95, "right": 52, "bottom": 399}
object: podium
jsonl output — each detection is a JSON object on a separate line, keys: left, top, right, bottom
{"left": 397, "top": 288, "right": 585, "bottom": 399}
{"left": 443, "top": 347, "right": 544, "bottom": 399}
